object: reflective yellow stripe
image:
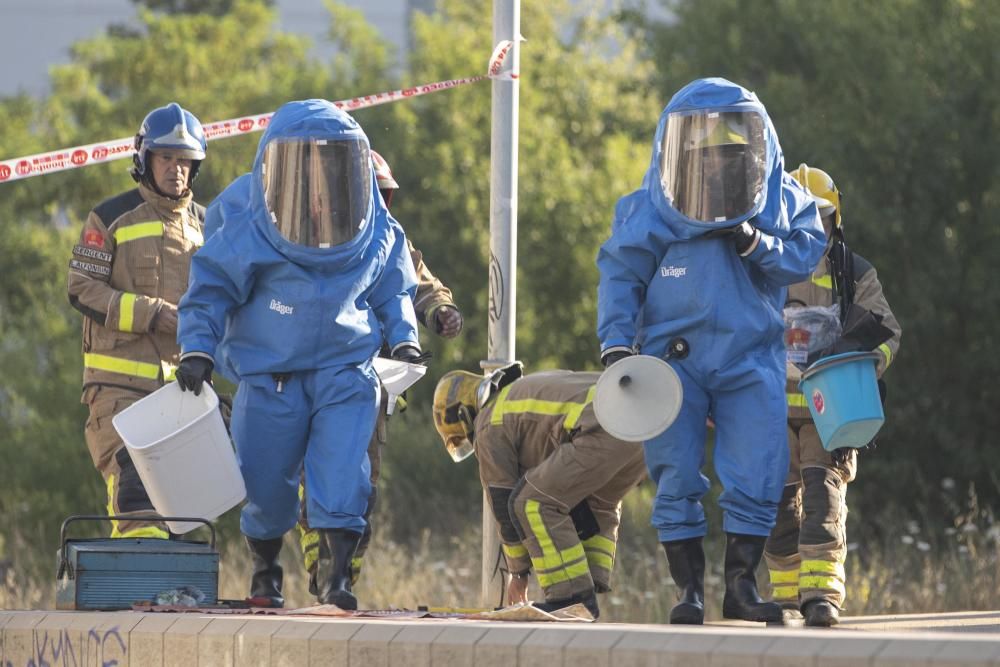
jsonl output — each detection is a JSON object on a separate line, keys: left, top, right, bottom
{"left": 491, "top": 385, "right": 596, "bottom": 431}
{"left": 502, "top": 543, "right": 528, "bottom": 559}
{"left": 811, "top": 274, "right": 832, "bottom": 289}
{"left": 583, "top": 534, "right": 615, "bottom": 555}
{"left": 536, "top": 558, "right": 590, "bottom": 588}
{"left": 801, "top": 559, "right": 845, "bottom": 579}
{"left": 524, "top": 500, "right": 584, "bottom": 570}
{"left": 769, "top": 569, "right": 800, "bottom": 584}
{"left": 879, "top": 343, "right": 893, "bottom": 368}
{"left": 583, "top": 534, "right": 616, "bottom": 571}
{"left": 565, "top": 386, "right": 597, "bottom": 430}
{"left": 114, "top": 221, "right": 164, "bottom": 244}
{"left": 585, "top": 550, "right": 614, "bottom": 571}
{"left": 106, "top": 474, "right": 168, "bottom": 539}
{"left": 525, "top": 499, "right": 590, "bottom": 582}
{"left": 85, "top": 353, "right": 161, "bottom": 380}
{"left": 162, "top": 362, "right": 177, "bottom": 382}
{"left": 298, "top": 526, "right": 318, "bottom": 551}
{"left": 787, "top": 392, "right": 808, "bottom": 408}
{"left": 530, "top": 541, "right": 587, "bottom": 572}
{"left": 119, "top": 293, "right": 137, "bottom": 332}
{"left": 799, "top": 576, "right": 846, "bottom": 597}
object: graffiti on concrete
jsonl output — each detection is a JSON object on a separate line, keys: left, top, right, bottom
{"left": 2, "top": 625, "right": 126, "bottom": 667}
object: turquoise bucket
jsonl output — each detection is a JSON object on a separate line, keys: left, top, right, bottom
{"left": 798, "top": 351, "right": 884, "bottom": 451}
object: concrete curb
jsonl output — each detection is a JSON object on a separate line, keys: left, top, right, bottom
{"left": 3, "top": 610, "right": 1000, "bottom": 666}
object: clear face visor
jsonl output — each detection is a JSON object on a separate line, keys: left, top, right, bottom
{"left": 660, "top": 110, "right": 767, "bottom": 224}
{"left": 441, "top": 401, "right": 477, "bottom": 462}
{"left": 262, "top": 138, "right": 372, "bottom": 248}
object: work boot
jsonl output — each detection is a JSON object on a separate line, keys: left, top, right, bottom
{"left": 316, "top": 528, "right": 362, "bottom": 610}
{"left": 246, "top": 536, "right": 284, "bottom": 608}
{"left": 661, "top": 538, "right": 705, "bottom": 624}
{"left": 721, "top": 533, "right": 783, "bottom": 623}
{"left": 534, "top": 589, "right": 600, "bottom": 619}
{"left": 802, "top": 599, "right": 840, "bottom": 627}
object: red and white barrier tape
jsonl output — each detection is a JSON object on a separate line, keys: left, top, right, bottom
{"left": 0, "top": 40, "right": 516, "bottom": 184}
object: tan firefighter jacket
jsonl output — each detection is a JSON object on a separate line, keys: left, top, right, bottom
{"left": 474, "top": 371, "right": 629, "bottom": 574}
{"left": 409, "top": 239, "right": 455, "bottom": 328}
{"left": 786, "top": 251, "right": 901, "bottom": 420}
{"left": 68, "top": 184, "right": 206, "bottom": 395}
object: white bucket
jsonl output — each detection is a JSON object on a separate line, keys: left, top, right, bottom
{"left": 112, "top": 383, "right": 246, "bottom": 534}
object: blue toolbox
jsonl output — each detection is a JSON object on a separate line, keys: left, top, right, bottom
{"left": 56, "top": 515, "right": 219, "bottom": 611}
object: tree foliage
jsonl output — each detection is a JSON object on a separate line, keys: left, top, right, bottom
{"left": 1, "top": 0, "right": 999, "bottom": 585}
{"left": 636, "top": 0, "right": 1000, "bottom": 519}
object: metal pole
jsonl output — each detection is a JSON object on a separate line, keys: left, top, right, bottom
{"left": 482, "top": 0, "right": 520, "bottom": 607}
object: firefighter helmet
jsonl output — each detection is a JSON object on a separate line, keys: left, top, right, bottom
{"left": 790, "top": 163, "right": 841, "bottom": 229}
{"left": 432, "top": 363, "right": 524, "bottom": 462}
{"left": 131, "top": 102, "right": 207, "bottom": 186}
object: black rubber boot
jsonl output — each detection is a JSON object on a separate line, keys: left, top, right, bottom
{"left": 246, "top": 536, "right": 284, "bottom": 608}
{"left": 721, "top": 533, "right": 783, "bottom": 623}
{"left": 534, "top": 589, "right": 600, "bottom": 619}
{"left": 662, "top": 538, "right": 705, "bottom": 624}
{"left": 316, "top": 528, "right": 363, "bottom": 610}
{"left": 803, "top": 599, "right": 840, "bottom": 627}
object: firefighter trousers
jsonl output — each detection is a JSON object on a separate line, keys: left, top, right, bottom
{"left": 508, "top": 430, "right": 646, "bottom": 603}
{"left": 82, "top": 385, "right": 168, "bottom": 538}
{"left": 764, "top": 420, "right": 857, "bottom": 609}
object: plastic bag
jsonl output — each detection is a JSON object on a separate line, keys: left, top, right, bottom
{"left": 784, "top": 304, "right": 842, "bottom": 365}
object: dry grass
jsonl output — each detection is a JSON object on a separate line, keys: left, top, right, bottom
{"left": 4, "top": 484, "right": 1000, "bottom": 621}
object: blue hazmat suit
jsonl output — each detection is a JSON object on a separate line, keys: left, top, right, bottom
{"left": 202, "top": 172, "right": 249, "bottom": 241}
{"left": 178, "top": 99, "right": 420, "bottom": 540}
{"left": 596, "top": 78, "right": 826, "bottom": 542}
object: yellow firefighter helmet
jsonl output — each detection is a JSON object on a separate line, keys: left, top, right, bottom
{"left": 432, "top": 363, "right": 524, "bottom": 462}
{"left": 790, "top": 163, "right": 842, "bottom": 229}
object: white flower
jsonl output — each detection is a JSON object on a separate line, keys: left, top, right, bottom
{"left": 941, "top": 477, "right": 956, "bottom": 490}
{"left": 916, "top": 541, "right": 931, "bottom": 552}
{"left": 901, "top": 535, "right": 915, "bottom": 545}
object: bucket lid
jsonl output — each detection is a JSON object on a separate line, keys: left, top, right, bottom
{"left": 593, "top": 354, "right": 683, "bottom": 442}
{"left": 800, "top": 350, "right": 881, "bottom": 382}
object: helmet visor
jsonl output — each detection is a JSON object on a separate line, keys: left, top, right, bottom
{"left": 263, "top": 138, "right": 372, "bottom": 248}
{"left": 660, "top": 110, "right": 767, "bottom": 223}
{"left": 445, "top": 436, "right": 475, "bottom": 463}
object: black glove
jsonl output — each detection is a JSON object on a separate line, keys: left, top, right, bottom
{"left": 391, "top": 343, "right": 423, "bottom": 363}
{"left": 831, "top": 447, "right": 854, "bottom": 466}
{"left": 601, "top": 349, "right": 633, "bottom": 368}
{"left": 176, "top": 356, "right": 214, "bottom": 396}
{"left": 730, "top": 221, "right": 761, "bottom": 256}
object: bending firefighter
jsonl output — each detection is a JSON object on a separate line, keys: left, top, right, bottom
{"left": 597, "top": 78, "right": 826, "bottom": 624}
{"left": 297, "top": 150, "right": 463, "bottom": 593}
{"left": 176, "top": 99, "right": 421, "bottom": 610}
{"left": 764, "top": 165, "right": 901, "bottom": 626}
{"left": 67, "top": 103, "right": 207, "bottom": 538}
{"left": 433, "top": 366, "right": 648, "bottom": 619}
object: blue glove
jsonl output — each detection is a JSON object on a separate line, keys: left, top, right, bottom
{"left": 176, "top": 356, "right": 213, "bottom": 396}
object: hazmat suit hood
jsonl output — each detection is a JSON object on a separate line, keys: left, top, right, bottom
{"left": 249, "top": 99, "right": 380, "bottom": 271}
{"left": 640, "top": 78, "right": 785, "bottom": 240}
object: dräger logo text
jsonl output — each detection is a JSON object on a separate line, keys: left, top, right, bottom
{"left": 269, "top": 299, "right": 294, "bottom": 315}
{"left": 660, "top": 266, "right": 687, "bottom": 278}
